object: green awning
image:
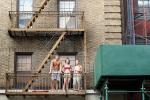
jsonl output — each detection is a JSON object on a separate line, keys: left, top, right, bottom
{"left": 94, "top": 45, "right": 150, "bottom": 88}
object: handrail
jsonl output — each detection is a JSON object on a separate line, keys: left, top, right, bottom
{"left": 9, "top": 11, "right": 84, "bottom": 29}
{"left": 9, "top": 11, "right": 84, "bottom": 16}
{"left": 5, "top": 72, "right": 86, "bottom": 93}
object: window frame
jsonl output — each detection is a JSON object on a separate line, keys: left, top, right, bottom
{"left": 58, "top": 0, "right": 77, "bottom": 28}
{"left": 137, "top": 0, "right": 150, "bottom": 19}
{"left": 14, "top": 52, "right": 33, "bottom": 73}
{"left": 17, "top": 0, "right": 33, "bottom": 28}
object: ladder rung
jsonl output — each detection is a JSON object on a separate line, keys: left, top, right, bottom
{"left": 38, "top": 70, "right": 42, "bottom": 73}
{"left": 44, "top": 2, "right": 47, "bottom": 5}
{"left": 48, "top": 56, "right": 51, "bottom": 59}
{"left": 30, "top": 22, "right": 32, "bottom": 27}
{"left": 45, "top": 60, "right": 48, "bottom": 64}
{"left": 41, "top": 5, "right": 44, "bottom": 9}
{"left": 44, "top": 0, "right": 48, "bottom": 5}
{"left": 41, "top": 65, "right": 44, "bottom": 68}
{"left": 33, "top": 17, "right": 36, "bottom": 22}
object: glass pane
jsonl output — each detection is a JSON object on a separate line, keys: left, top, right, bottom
{"left": 19, "top": 0, "right": 33, "bottom": 27}
{"left": 59, "top": 17, "right": 76, "bottom": 28}
{"left": 19, "top": 0, "right": 25, "bottom": 5}
{"left": 60, "top": 2, "right": 65, "bottom": 9}
{"left": 59, "top": 0, "right": 76, "bottom": 28}
{"left": 59, "top": 1, "right": 75, "bottom": 11}
{"left": 138, "top": 0, "right": 150, "bottom": 19}
{"left": 21, "top": 63, "right": 26, "bottom": 69}
{"left": 19, "top": 19, "right": 26, "bottom": 28}
{"left": 22, "top": 56, "right": 27, "bottom": 63}
{"left": 17, "top": 56, "right": 22, "bottom": 63}
{"left": 19, "top": 6, "right": 24, "bottom": 11}
{"left": 66, "top": 17, "right": 76, "bottom": 28}
{"left": 138, "top": 0, "right": 150, "bottom": 7}
{"left": 17, "top": 63, "right": 22, "bottom": 68}
{"left": 24, "top": 0, "right": 33, "bottom": 11}
{"left": 19, "top": 0, "right": 33, "bottom": 11}
{"left": 59, "top": 17, "right": 66, "bottom": 28}
{"left": 16, "top": 55, "right": 32, "bottom": 71}
{"left": 17, "top": 67, "right": 22, "bottom": 71}
{"left": 65, "top": 2, "right": 70, "bottom": 9}
{"left": 26, "top": 56, "right": 31, "bottom": 63}
{"left": 70, "top": 1, "right": 75, "bottom": 11}
{"left": 26, "top": 64, "right": 31, "bottom": 71}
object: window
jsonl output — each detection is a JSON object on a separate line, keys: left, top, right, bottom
{"left": 18, "top": 0, "right": 33, "bottom": 28}
{"left": 16, "top": 53, "right": 32, "bottom": 72}
{"left": 19, "top": 0, "right": 33, "bottom": 11}
{"left": 138, "top": 0, "right": 150, "bottom": 19}
{"left": 59, "top": 0, "right": 76, "bottom": 28}
{"left": 59, "top": 0, "right": 76, "bottom": 12}
{"left": 135, "top": 37, "right": 150, "bottom": 44}
{"left": 59, "top": 55, "right": 76, "bottom": 67}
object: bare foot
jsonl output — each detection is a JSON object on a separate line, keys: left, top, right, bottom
{"left": 51, "top": 89, "right": 55, "bottom": 92}
{"left": 63, "top": 89, "right": 66, "bottom": 92}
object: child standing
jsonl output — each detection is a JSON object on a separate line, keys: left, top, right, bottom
{"left": 73, "top": 60, "right": 83, "bottom": 91}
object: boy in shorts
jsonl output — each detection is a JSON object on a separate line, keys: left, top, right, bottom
{"left": 49, "top": 55, "right": 62, "bottom": 90}
{"left": 73, "top": 60, "right": 83, "bottom": 91}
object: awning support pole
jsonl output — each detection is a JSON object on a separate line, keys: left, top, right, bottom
{"left": 141, "top": 81, "right": 145, "bottom": 100}
{"left": 104, "top": 80, "right": 109, "bottom": 100}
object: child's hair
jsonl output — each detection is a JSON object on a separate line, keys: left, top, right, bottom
{"left": 65, "top": 58, "right": 70, "bottom": 64}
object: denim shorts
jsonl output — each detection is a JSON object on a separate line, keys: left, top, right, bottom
{"left": 51, "top": 71, "right": 60, "bottom": 81}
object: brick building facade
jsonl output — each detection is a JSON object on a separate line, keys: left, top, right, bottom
{"left": 0, "top": 0, "right": 122, "bottom": 99}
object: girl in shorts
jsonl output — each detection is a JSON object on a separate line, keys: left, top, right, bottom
{"left": 62, "top": 58, "right": 72, "bottom": 91}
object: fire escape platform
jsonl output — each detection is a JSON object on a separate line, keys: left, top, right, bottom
{"left": 8, "top": 28, "right": 85, "bottom": 37}
{"left": 5, "top": 90, "right": 86, "bottom": 96}
{"left": 5, "top": 73, "right": 87, "bottom": 96}
{"left": 9, "top": 11, "right": 85, "bottom": 37}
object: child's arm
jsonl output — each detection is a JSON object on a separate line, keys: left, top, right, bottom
{"left": 80, "top": 65, "right": 83, "bottom": 73}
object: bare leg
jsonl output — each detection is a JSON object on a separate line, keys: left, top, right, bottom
{"left": 73, "top": 77, "right": 76, "bottom": 90}
{"left": 66, "top": 78, "right": 71, "bottom": 91}
{"left": 54, "top": 80, "right": 58, "bottom": 90}
{"left": 51, "top": 80, "right": 55, "bottom": 90}
{"left": 78, "top": 77, "right": 82, "bottom": 90}
{"left": 53, "top": 80, "right": 56, "bottom": 90}
{"left": 78, "top": 82, "right": 80, "bottom": 91}
{"left": 56, "top": 81, "right": 59, "bottom": 90}
{"left": 63, "top": 78, "right": 67, "bottom": 91}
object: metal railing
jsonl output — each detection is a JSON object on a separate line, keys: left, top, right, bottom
{"left": 6, "top": 72, "right": 86, "bottom": 94}
{"left": 9, "top": 11, "right": 84, "bottom": 29}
